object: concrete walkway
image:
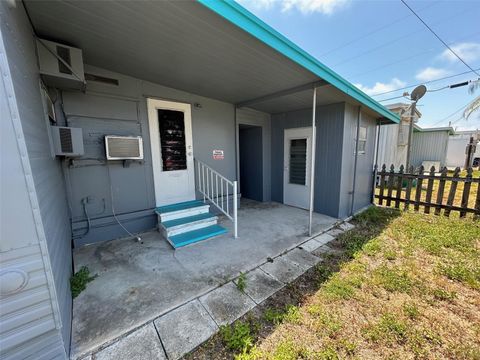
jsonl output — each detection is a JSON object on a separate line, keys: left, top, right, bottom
{"left": 73, "top": 201, "right": 341, "bottom": 359}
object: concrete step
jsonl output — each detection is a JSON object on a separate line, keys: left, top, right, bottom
{"left": 160, "top": 213, "right": 218, "bottom": 237}
{"left": 156, "top": 200, "right": 209, "bottom": 222}
{"left": 168, "top": 224, "right": 228, "bottom": 249}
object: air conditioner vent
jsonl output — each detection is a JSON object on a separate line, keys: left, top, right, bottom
{"left": 59, "top": 127, "right": 73, "bottom": 153}
{"left": 105, "top": 136, "right": 143, "bottom": 160}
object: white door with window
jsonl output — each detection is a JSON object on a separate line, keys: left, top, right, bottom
{"left": 283, "top": 127, "right": 312, "bottom": 209}
{"left": 147, "top": 99, "right": 195, "bottom": 206}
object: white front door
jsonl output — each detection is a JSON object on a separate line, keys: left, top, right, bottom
{"left": 147, "top": 98, "right": 195, "bottom": 206}
{"left": 283, "top": 127, "right": 312, "bottom": 210}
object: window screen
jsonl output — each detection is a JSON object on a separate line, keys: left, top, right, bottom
{"left": 158, "top": 109, "right": 187, "bottom": 171}
{"left": 289, "top": 138, "right": 307, "bottom": 185}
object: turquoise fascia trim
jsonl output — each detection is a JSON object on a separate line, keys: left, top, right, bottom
{"left": 198, "top": 0, "right": 400, "bottom": 124}
{"left": 156, "top": 200, "right": 205, "bottom": 214}
{"left": 169, "top": 224, "right": 228, "bottom": 248}
{"left": 162, "top": 212, "right": 216, "bottom": 228}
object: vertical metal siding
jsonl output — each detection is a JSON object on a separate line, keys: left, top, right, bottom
{"left": 1, "top": 3, "right": 69, "bottom": 358}
{"left": 236, "top": 108, "right": 272, "bottom": 201}
{"left": 271, "top": 103, "right": 345, "bottom": 218}
{"left": 411, "top": 131, "right": 449, "bottom": 167}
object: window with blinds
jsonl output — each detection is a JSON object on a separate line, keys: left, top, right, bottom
{"left": 289, "top": 138, "right": 307, "bottom": 185}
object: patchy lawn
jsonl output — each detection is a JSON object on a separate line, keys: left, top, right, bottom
{"left": 187, "top": 207, "right": 480, "bottom": 360}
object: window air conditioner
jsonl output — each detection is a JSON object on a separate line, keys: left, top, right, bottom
{"left": 105, "top": 136, "right": 144, "bottom": 160}
{"left": 51, "top": 126, "right": 84, "bottom": 157}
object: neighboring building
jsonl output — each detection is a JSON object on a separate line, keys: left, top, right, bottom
{"left": 0, "top": 1, "right": 399, "bottom": 358}
{"left": 410, "top": 126, "right": 455, "bottom": 169}
{"left": 446, "top": 130, "right": 480, "bottom": 168}
{"left": 377, "top": 102, "right": 422, "bottom": 169}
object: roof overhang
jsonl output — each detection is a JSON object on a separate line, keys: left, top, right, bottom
{"left": 24, "top": 0, "right": 399, "bottom": 123}
{"left": 413, "top": 125, "right": 455, "bottom": 134}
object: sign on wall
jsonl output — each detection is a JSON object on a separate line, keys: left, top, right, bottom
{"left": 213, "top": 149, "right": 224, "bottom": 160}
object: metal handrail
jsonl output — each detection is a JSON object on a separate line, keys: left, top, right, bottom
{"left": 194, "top": 158, "right": 238, "bottom": 238}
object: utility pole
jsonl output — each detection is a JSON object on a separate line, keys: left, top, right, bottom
{"left": 464, "top": 136, "right": 477, "bottom": 169}
{"left": 405, "top": 85, "right": 426, "bottom": 169}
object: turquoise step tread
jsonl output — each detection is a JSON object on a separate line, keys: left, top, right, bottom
{"left": 169, "top": 225, "right": 228, "bottom": 248}
{"left": 162, "top": 213, "right": 216, "bottom": 229}
{"left": 156, "top": 200, "right": 205, "bottom": 214}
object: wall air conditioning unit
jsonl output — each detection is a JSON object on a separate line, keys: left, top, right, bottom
{"left": 105, "top": 136, "right": 144, "bottom": 160}
{"left": 51, "top": 126, "right": 84, "bottom": 157}
{"left": 36, "top": 39, "right": 85, "bottom": 90}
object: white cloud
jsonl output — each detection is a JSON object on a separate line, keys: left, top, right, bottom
{"left": 415, "top": 67, "right": 450, "bottom": 82}
{"left": 281, "top": 0, "right": 349, "bottom": 14}
{"left": 354, "top": 78, "right": 406, "bottom": 96}
{"left": 237, "top": 0, "right": 349, "bottom": 15}
{"left": 440, "top": 42, "right": 480, "bottom": 63}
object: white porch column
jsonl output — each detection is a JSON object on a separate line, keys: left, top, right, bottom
{"left": 308, "top": 87, "right": 317, "bottom": 236}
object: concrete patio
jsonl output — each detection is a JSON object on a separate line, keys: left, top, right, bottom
{"left": 72, "top": 200, "right": 339, "bottom": 359}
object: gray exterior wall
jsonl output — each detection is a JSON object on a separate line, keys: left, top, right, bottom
{"left": 1, "top": 3, "right": 70, "bottom": 358}
{"left": 58, "top": 65, "right": 236, "bottom": 247}
{"left": 236, "top": 108, "right": 272, "bottom": 202}
{"left": 271, "top": 103, "right": 345, "bottom": 218}
{"left": 271, "top": 103, "right": 377, "bottom": 219}
{"left": 340, "top": 104, "right": 377, "bottom": 218}
{"left": 411, "top": 131, "right": 450, "bottom": 167}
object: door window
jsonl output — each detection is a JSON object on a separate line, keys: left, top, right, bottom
{"left": 158, "top": 109, "right": 187, "bottom": 171}
{"left": 289, "top": 138, "right": 307, "bottom": 185}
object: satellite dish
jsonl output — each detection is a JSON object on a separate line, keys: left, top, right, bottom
{"left": 410, "top": 85, "right": 426, "bottom": 102}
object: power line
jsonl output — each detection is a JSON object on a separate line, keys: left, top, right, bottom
{"left": 430, "top": 100, "right": 472, "bottom": 126}
{"left": 378, "top": 95, "right": 409, "bottom": 102}
{"left": 400, "top": 0, "right": 480, "bottom": 77}
{"left": 370, "top": 68, "right": 480, "bottom": 97}
{"left": 319, "top": 1, "right": 438, "bottom": 58}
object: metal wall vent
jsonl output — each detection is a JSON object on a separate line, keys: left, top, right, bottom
{"left": 105, "top": 136, "right": 144, "bottom": 160}
{"left": 59, "top": 127, "right": 73, "bottom": 153}
{"left": 51, "top": 126, "right": 84, "bottom": 157}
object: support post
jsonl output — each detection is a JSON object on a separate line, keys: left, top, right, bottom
{"left": 233, "top": 180, "right": 238, "bottom": 238}
{"left": 351, "top": 106, "right": 361, "bottom": 216}
{"left": 405, "top": 101, "right": 417, "bottom": 169}
{"left": 308, "top": 87, "right": 317, "bottom": 236}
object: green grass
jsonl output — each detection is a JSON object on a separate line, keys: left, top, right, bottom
{"left": 70, "top": 266, "right": 96, "bottom": 298}
{"left": 236, "top": 272, "right": 247, "bottom": 293}
{"left": 229, "top": 207, "right": 480, "bottom": 359}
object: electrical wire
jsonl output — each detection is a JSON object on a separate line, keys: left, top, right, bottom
{"left": 430, "top": 100, "right": 473, "bottom": 126}
{"left": 106, "top": 163, "right": 142, "bottom": 243}
{"left": 370, "top": 69, "right": 480, "bottom": 97}
{"left": 378, "top": 95, "right": 410, "bottom": 102}
{"left": 400, "top": 0, "right": 480, "bottom": 77}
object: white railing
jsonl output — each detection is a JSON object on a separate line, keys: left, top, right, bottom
{"left": 195, "top": 159, "right": 238, "bottom": 238}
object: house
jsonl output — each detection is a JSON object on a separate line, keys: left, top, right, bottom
{"left": 377, "top": 102, "right": 422, "bottom": 170}
{"left": 0, "top": 1, "right": 399, "bottom": 358}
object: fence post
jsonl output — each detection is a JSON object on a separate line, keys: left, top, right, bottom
{"left": 445, "top": 167, "right": 461, "bottom": 217}
{"left": 424, "top": 166, "right": 436, "bottom": 214}
{"left": 395, "top": 165, "right": 404, "bottom": 208}
{"left": 404, "top": 165, "right": 414, "bottom": 211}
{"left": 414, "top": 165, "right": 424, "bottom": 212}
{"left": 379, "top": 164, "right": 386, "bottom": 205}
{"left": 460, "top": 168, "right": 473, "bottom": 218}
{"left": 435, "top": 167, "right": 448, "bottom": 215}
{"left": 386, "top": 164, "right": 395, "bottom": 207}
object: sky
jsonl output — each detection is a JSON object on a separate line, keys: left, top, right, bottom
{"left": 236, "top": 0, "right": 480, "bottom": 130}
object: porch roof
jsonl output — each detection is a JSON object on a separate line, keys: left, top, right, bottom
{"left": 24, "top": 0, "right": 399, "bottom": 123}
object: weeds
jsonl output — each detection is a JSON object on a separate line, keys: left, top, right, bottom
{"left": 70, "top": 266, "right": 96, "bottom": 298}
{"left": 220, "top": 321, "right": 254, "bottom": 353}
{"left": 236, "top": 272, "right": 247, "bottom": 293}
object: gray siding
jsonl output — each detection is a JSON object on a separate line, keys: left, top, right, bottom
{"left": 59, "top": 65, "right": 236, "bottom": 246}
{"left": 236, "top": 108, "right": 272, "bottom": 202}
{"left": 411, "top": 131, "right": 449, "bottom": 167}
{"left": 1, "top": 3, "right": 68, "bottom": 358}
{"left": 340, "top": 105, "right": 377, "bottom": 218}
{"left": 271, "top": 103, "right": 345, "bottom": 218}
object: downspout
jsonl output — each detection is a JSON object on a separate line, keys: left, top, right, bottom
{"left": 350, "top": 106, "right": 361, "bottom": 216}
{"left": 308, "top": 87, "right": 317, "bottom": 236}
{"left": 372, "top": 119, "right": 381, "bottom": 203}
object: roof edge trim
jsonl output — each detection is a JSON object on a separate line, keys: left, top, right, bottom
{"left": 198, "top": 0, "right": 400, "bottom": 124}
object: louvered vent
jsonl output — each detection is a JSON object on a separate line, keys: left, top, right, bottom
{"left": 59, "top": 127, "right": 73, "bottom": 153}
{"left": 105, "top": 136, "right": 143, "bottom": 160}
